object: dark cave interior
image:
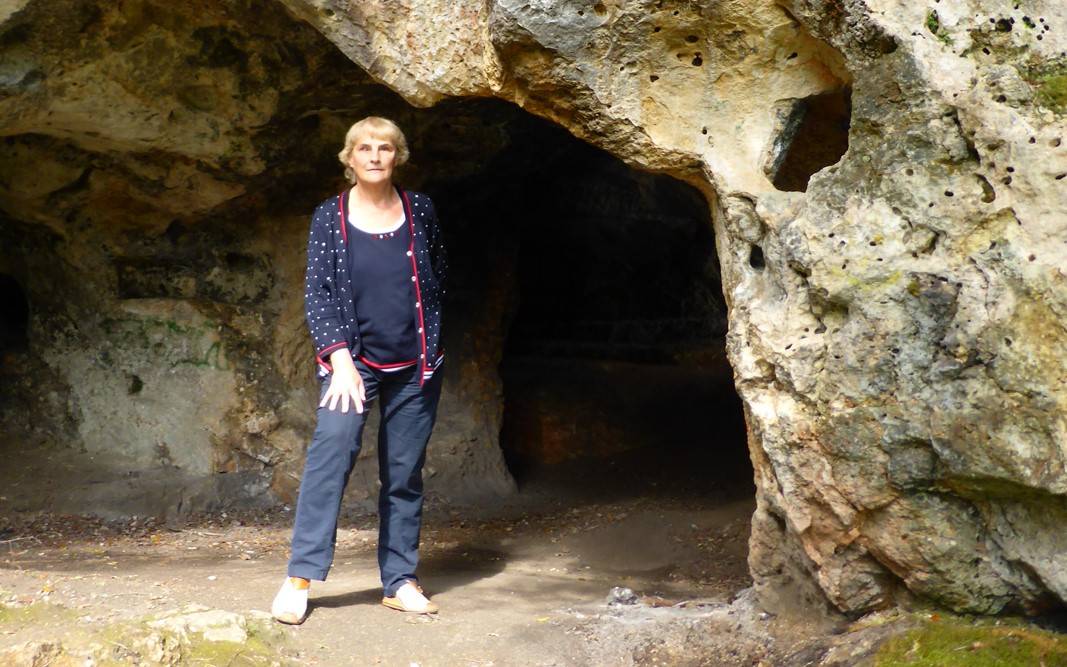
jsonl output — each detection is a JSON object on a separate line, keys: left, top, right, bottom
{"left": 419, "top": 101, "right": 753, "bottom": 500}
{"left": 0, "top": 274, "right": 29, "bottom": 353}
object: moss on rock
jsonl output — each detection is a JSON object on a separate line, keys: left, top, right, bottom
{"left": 875, "top": 614, "right": 1067, "bottom": 666}
{"left": 1022, "top": 57, "right": 1067, "bottom": 114}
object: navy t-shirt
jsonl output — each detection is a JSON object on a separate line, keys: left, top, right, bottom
{"left": 347, "top": 212, "right": 420, "bottom": 369}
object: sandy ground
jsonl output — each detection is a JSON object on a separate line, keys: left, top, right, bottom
{"left": 0, "top": 443, "right": 786, "bottom": 666}
{"left": 0, "top": 501, "right": 755, "bottom": 665}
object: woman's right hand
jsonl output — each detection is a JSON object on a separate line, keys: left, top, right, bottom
{"left": 322, "top": 348, "right": 366, "bottom": 413}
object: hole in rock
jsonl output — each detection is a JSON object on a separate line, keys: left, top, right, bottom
{"left": 422, "top": 100, "right": 753, "bottom": 528}
{"left": 0, "top": 273, "right": 29, "bottom": 353}
{"left": 749, "top": 244, "right": 766, "bottom": 269}
{"left": 765, "top": 86, "right": 852, "bottom": 192}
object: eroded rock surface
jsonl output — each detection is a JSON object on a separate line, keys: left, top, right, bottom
{"left": 1, "top": 0, "right": 1064, "bottom": 617}
{"left": 276, "top": 0, "right": 1067, "bottom": 618}
{"left": 0, "top": 0, "right": 516, "bottom": 518}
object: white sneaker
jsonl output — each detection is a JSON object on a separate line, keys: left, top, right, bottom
{"left": 271, "top": 577, "right": 309, "bottom": 624}
{"left": 382, "top": 580, "right": 438, "bottom": 614}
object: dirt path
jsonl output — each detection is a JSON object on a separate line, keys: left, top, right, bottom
{"left": 6, "top": 446, "right": 1067, "bottom": 665}
{"left": 2, "top": 497, "right": 759, "bottom": 661}
{"left": 1, "top": 485, "right": 757, "bottom": 666}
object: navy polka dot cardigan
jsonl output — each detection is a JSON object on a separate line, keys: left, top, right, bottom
{"left": 304, "top": 185, "right": 447, "bottom": 386}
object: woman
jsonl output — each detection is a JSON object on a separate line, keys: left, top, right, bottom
{"left": 272, "top": 116, "right": 448, "bottom": 624}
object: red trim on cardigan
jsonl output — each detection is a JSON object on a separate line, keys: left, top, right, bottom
{"left": 315, "top": 340, "right": 348, "bottom": 373}
{"left": 358, "top": 355, "right": 418, "bottom": 370}
{"left": 337, "top": 189, "right": 349, "bottom": 245}
{"left": 400, "top": 188, "right": 430, "bottom": 387}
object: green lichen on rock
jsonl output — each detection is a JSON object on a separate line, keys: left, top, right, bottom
{"left": 924, "top": 10, "right": 953, "bottom": 47}
{"left": 925, "top": 10, "right": 940, "bottom": 35}
{"left": 1036, "top": 73, "right": 1067, "bottom": 113}
{"left": 0, "top": 602, "right": 47, "bottom": 625}
{"left": 1022, "top": 57, "right": 1067, "bottom": 114}
{"left": 99, "top": 314, "right": 230, "bottom": 371}
{"left": 906, "top": 276, "right": 922, "bottom": 297}
{"left": 5, "top": 608, "right": 291, "bottom": 665}
{"left": 874, "top": 614, "right": 1067, "bottom": 666}
{"left": 0, "top": 600, "right": 76, "bottom": 628}
{"left": 964, "top": 28, "right": 1028, "bottom": 63}
{"left": 181, "top": 633, "right": 283, "bottom": 666}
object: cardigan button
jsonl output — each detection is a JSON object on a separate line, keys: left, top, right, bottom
{"left": 406, "top": 250, "right": 413, "bottom": 257}
{"left": 410, "top": 276, "right": 416, "bottom": 282}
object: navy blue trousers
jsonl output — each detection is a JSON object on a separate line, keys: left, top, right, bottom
{"left": 287, "top": 359, "right": 442, "bottom": 596}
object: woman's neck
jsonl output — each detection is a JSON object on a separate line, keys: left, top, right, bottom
{"left": 350, "top": 181, "right": 396, "bottom": 208}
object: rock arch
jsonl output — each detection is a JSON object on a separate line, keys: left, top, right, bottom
{"left": 1, "top": 0, "right": 1065, "bottom": 617}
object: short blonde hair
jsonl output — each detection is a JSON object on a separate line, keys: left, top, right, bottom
{"left": 338, "top": 116, "right": 410, "bottom": 183}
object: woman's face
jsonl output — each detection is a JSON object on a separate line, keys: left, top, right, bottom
{"left": 348, "top": 133, "right": 397, "bottom": 185}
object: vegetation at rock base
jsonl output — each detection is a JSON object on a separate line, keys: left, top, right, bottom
{"left": 1, "top": 591, "right": 289, "bottom": 666}
{"left": 180, "top": 626, "right": 285, "bottom": 666}
{"left": 875, "top": 613, "right": 1067, "bottom": 666}
{"left": 0, "top": 601, "right": 69, "bottom": 626}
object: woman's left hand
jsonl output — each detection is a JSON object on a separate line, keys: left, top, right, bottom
{"left": 321, "top": 348, "right": 365, "bottom": 413}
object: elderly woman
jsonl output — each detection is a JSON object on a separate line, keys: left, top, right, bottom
{"left": 271, "top": 116, "right": 448, "bottom": 623}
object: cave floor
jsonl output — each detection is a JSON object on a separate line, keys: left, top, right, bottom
{"left": 0, "top": 447, "right": 883, "bottom": 665}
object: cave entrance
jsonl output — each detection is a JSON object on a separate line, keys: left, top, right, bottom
{"left": 422, "top": 100, "right": 753, "bottom": 508}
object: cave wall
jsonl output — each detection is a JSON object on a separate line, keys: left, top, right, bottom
{"left": 0, "top": 0, "right": 516, "bottom": 518}
{"left": 1, "top": 0, "right": 1066, "bottom": 618}
{"left": 279, "top": 0, "right": 1067, "bottom": 617}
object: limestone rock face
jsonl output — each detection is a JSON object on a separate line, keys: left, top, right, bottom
{"left": 738, "top": 0, "right": 1067, "bottom": 616}
{"left": 282, "top": 0, "right": 1067, "bottom": 615}
{"left": 1, "top": 0, "right": 1065, "bottom": 617}
{"left": 0, "top": 0, "right": 517, "bottom": 516}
